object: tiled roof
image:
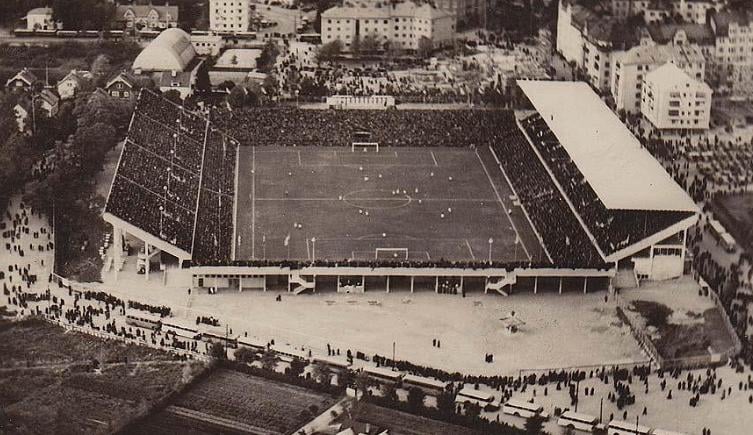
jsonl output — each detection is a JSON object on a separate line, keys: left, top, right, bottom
{"left": 116, "top": 4, "right": 179, "bottom": 21}
{"left": 645, "top": 23, "right": 715, "bottom": 44}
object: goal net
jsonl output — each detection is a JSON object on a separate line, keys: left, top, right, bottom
{"left": 375, "top": 248, "right": 408, "bottom": 260}
{"left": 352, "top": 142, "right": 379, "bottom": 153}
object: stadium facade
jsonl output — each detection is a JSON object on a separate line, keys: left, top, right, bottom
{"left": 103, "top": 82, "right": 698, "bottom": 295}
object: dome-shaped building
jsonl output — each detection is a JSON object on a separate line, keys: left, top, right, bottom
{"left": 132, "top": 28, "right": 197, "bottom": 72}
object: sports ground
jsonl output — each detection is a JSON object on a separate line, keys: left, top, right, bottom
{"left": 235, "top": 145, "right": 544, "bottom": 263}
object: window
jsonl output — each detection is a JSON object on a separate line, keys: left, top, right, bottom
{"left": 668, "top": 110, "right": 679, "bottom": 116}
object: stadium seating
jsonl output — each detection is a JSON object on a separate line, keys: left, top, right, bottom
{"left": 105, "top": 90, "right": 238, "bottom": 261}
{"left": 519, "top": 113, "right": 692, "bottom": 255}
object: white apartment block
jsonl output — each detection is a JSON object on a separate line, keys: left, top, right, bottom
{"left": 710, "top": 10, "right": 753, "bottom": 96}
{"left": 210, "top": 0, "right": 252, "bottom": 33}
{"left": 321, "top": 2, "right": 455, "bottom": 52}
{"left": 641, "top": 62, "right": 712, "bottom": 130}
{"left": 611, "top": 43, "right": 705, "bottom": 114}
{"left": 611, "top": 0, "right": 720, "bottom": 25}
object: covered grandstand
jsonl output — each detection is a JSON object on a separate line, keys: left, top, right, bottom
{"left": 103, "top": 81, "right": 698, "bottom": 294}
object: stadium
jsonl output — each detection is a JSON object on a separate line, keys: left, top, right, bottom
{"left": 103, "top": 80, "right": 699, "bottom": 296}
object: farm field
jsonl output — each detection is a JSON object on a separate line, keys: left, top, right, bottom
{"left": 163, "top": 369, "right": 339, "bottom": 435}
{"left": 0, "top": 319, "right": 202, "bottom": 434}
{"left": 0, "top": 318, "right": 177, "bottom": 368}
{"left": 344, "top": 402, "right": 482, "bottom": 435}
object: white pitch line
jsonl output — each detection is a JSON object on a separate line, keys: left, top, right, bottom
{"left": 464, "top": 239, "right": 476, "bottom": 260}
{"left": 251, "top": 146, "right": 256, "bottom": 259}
{"left": 474, "top": 148, "right": 531, "bottom": 261}
{"left": 430, "top": 151, "right": 439, "bottom": 167}
{"left": 298, "top": 150, "right": 302, "bottom": 166}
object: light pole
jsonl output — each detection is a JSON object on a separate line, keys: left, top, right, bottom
{"left": 488, "top": 238, "right": 493, "bottom": 263}
{"left": 311, "top": 237, "right": 316, "bottom": 262}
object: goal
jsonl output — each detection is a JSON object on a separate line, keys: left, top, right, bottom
{"left": 352, "top": 142, "right": 379, "bottom": 153}
{"left": 375, "top": 248, "right": 408, "bottom": 260}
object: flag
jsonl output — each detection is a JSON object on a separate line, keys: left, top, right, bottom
{"left": 284, "top": 233, "right": 290, "bottom": 246}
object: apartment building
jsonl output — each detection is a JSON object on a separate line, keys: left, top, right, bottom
{"left": 641, "top": 62, "right": 712, "bottom": 130}
{"left": 321, "top": 2, "right": 455, "bottom": 52}
{"left": 611, "top": 43, "right": 705, "bottom": 114}
{"left": 209, "top": 0, "right": 252, "bottom": 33}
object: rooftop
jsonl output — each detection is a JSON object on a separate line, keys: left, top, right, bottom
{"left": 619, "top": 44, "right": 705, "bottom": 66}
{"left": 644, "top": 62, "right": 712, "bottom": 89}
{"left": 646, "top": 23, "right": 715, "bottom": 44}
{"left": 322, "top": 1, "right": 452, "bottom": 20}
{"left": 517, "top": 80, "right": 698, "bottom": 213}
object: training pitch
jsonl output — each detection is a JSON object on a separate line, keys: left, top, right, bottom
{"left": 235, "top": 146, "right": 540, "bottom": 263}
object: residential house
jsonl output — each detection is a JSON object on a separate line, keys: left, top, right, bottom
{"left": 115, "top": 4, "right": 179, "bottom": 31}
{"left": 105, "top": 72, "right": 136, "bottom": 99}
{"left": 56, "top": 70, "right": 93, "bottom": 100}
{"left": 5, "top": 69, "right": 39, "bottom": 91}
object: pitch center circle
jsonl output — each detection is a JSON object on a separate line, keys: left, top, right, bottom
{"left": 343, "top": 189, "right": 412, "bottom": 210}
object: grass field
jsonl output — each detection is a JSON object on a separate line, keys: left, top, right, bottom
{"left": 0, "top": 319, "right": 200, "bottom": 434}
{"left": 163, "top": 369, "right": 338, "bottom": 434}
{"left": 235, "top": 146, "right": 542, "bottom": 263}
{"left": 622, "top": 277, "right": 737, "bottom": 359}
{"left": 712, "top": 192, "right": 753, "bottom": 254}
{"left": 344, "top": 402, "right": 481, "bottom": 435}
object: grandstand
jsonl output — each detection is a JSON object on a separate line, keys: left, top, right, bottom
{"left": 103, "top": 82, "right": 698, "bottom": 295}
{"left": 103, "top": 89, "right": 239, "bottom": 276}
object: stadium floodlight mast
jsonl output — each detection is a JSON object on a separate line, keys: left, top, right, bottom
{"left": 311, "top": 237, "right": 316, "bottom": 262}
{"left": 488, "top": 238, "right": 494, "bottom": 263}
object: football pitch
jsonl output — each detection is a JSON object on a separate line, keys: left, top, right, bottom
{"left": 235, "top": 146, "right": 543, "bottom": 263}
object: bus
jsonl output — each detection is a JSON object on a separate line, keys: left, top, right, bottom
{"left": 238, "top": 336, "right": 267, "bottom": 351}
{"left": 651, "top": 429, "right": 688, "bottom": 435}
{"left": 313, "top": 355, "right": 351, "bottom": 370}
{"left": 162, "top": 318, "right": 200, "bottom": 340}
{"left": 607, "top": 420, "right": 652, "bottom": 435}
{"left": 502, "top": 398, "right": 549, "bottom": 419}
{"left": 362, "top": 366, "right": 403, "bottom": 383}
{"left": 125, "top": 310, "right": 162, "bottom": 330}
{"left": 298, "top": 33, "right": 321, "bottom": 44}
{"left": 455, "top": 387, "right": 495, "bottom": 406}
{"left": 557, "top": 411, "right": 598, "bottom": 432}
{"left": 402, "top": 373, "right": 449, "bottom": 392}
{"left": 199, "top": 324, "right": 239, "bottom": 349}
{"left": 270, "top": 344, "right": 308, "bottom": 362}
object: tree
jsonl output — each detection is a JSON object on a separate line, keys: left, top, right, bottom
{"left": 312, "top": 362, "right": 332, "bottom": 384}
{"left": 464, "top": 401, "right": 481, "bottom": 419}
{"left": 209, "top": 342, "right": 227, "bottom": 359}
{"left": 353, "top": 371, "right": 372, "bottom": 397}
{"left": 436, "top": 391, "right": 456, "bottom": 419}
{"left": 316, "top": 39, "right": 343, "bottom": 64}
{"left": 260, "top": 349, "right": 278, "bottom": 371}
{"left": 381, "top": 382, "right": 398, "bottom": 403}
{"left": 361, "top": 34, "right": 380, "bottom": 54}
{"left": 524, "top": 414, "right": 545, "bottom": 434}
{"left": 228, "top": 86, "right": 247, "bottom": 109}
{"left": 417, "top": 36, "right": 433, "bottom": 58}
{"left": 234, "top": 346, "right": 258, "bottom": 364}
{"left": 338, "top": 369, "right": 355, "bottom": 388}
{"left": 406, "top": 386, "right": 426, "bottom": 411}
{"left": 289, "top": 357, "right": 307, "bottom": 377}
{"left": 162, "top": 89, "right": 182, "bottom": 104}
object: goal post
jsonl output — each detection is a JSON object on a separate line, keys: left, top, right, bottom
{"left": 352, "top": 142, "right": 379, "bottom": 153}
{"left": 375, "top": 248, "right": 408, "bottom": 260}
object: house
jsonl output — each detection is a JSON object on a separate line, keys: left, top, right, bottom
{"left": 56, "top": 70, "right": 93, "bottom": 100}
{"left": 158, "top": 70, "right": 194, "bottom": 99}
{"left": 105, "top": 72, "right": 136, "bottom": 99}
{"left": 5, "top": 69, "right": 39, "bottom": 91}
{"left": 23, "top": 7, "right": 60, "bottom": 31}
{"left": 13, "top": 90, "right": 61, "bottom": 132}
{"left": 115, "top": 4, "right": 179, "bottom": 31}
